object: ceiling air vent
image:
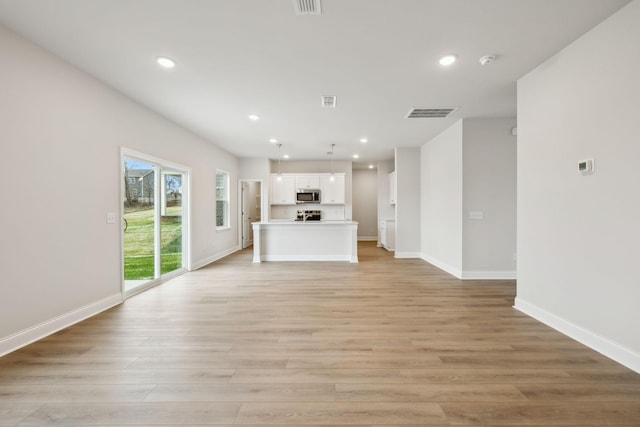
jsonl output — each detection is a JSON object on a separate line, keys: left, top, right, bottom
{"left": 294, "top": 0, "right": 322, "bottom": 15}
{"left": 406, "top": 108, "right": 458, "bottom": 119}
{"left": 321, "top": 95, "right": 337, "bottom": 108}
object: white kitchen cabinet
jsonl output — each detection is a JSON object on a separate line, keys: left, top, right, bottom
{"left": 270, "top": 174, "right": 296, "bottom": 205}
{"left": 389, "top": 171, "right": 397, "bottom": 205}
{"left": 320, "top": 173, "right": 345, "bottom": 204}
{"left": 295, "top": 175, "right": 320, "bottom": 189}
{"left": 379, "top": 219, "right": 395, "bottom": 251}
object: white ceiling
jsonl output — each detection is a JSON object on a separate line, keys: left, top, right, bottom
{"left": 0, "top": 0, "right": 630, "bottom": 166}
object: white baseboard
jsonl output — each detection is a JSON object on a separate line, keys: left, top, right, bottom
{"left": 0, "top": 293, "right": 123, "bottom": 357}
{"left": 514, "top": 297, "right": 640, "bottom": 374}
{"left": 395, "top": 251, "right": 421, "bottom": 259}
{"left": 191, "top": 245, "right": 240, "bottom": 270}
{"left": 357, "top": 236, "right": 378, "bottom": 241}
{"left": 420, "top": 253, "right": 462, "bottom": 278}
{"left": 462, "top": 270, "right": 517, "bottom": 280}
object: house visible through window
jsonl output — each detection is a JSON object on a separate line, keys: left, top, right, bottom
{"left": 216, "top": 170, "right": 229, "bottom": 228}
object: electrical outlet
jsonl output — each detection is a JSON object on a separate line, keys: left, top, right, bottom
{"left": 106, "top": 212, "right": 116, "bottom": 224}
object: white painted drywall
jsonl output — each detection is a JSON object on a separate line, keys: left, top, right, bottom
{"left": 376, "top": 159, "right": 395, "bottom": 226}
{"left": 352, "top": 169, "right": 378, "bottom": 240}
{"left": 420, "top": 121, "right": 463, "bottom": 275}
{"left": 0, "top": 25, "right": 238, "bottom": 350}
{"left": 462, "top": 118, "right": 517, "bottom": 277}
{"left": 394, "top": 147, "right": 421, "bottom": 257}
{"left": 516, "top": 0, "right": 640, "bottom": 371}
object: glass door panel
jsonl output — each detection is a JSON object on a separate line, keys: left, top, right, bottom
{"left": 123, "top": 158, "right": 156, "bottom": 292}
{"left": 161, "top": 172, "right": 183, "bottom": 275}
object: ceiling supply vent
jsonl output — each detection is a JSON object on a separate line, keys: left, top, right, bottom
{"left": 294, "top": 0, "right": 322, "bottom": 15}
{"left": 321, "top": 95, "right": 337, "bottom": 108}
{"left": 406, "top": 108, "right": 458, "bottom": 118}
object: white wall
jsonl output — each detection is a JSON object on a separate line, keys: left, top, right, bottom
{"left": 352, "top": 169, "right": 378, "bottom": 240}
{"left": 376, "top": 159, "right": 395, "bottom": 246}
{"left": 394, "top": 148, "right": 421, "bottom": 257}
{"left": 462, "top": 118, "right": 517, "bottom": 278}
{"left": 516, "top": 0, "right": 640, "bottom": 372}
{"left": 0, "top": 25, "right": 239, "bottom": 354}
{"left": 420, "top": 121, "right": 464, "bottom": 274}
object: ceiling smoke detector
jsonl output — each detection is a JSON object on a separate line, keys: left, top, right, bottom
{"left": 294, "top": 0, "right": 322, "bottom": 15}
{"left": 406, "top": 108, "right": 458, "bottom": 119}
{"left": 479, "top": 55, "right": 496, "bottom": 66}
{"left": 321, "top": 95, "right": 337, "bottom": 108}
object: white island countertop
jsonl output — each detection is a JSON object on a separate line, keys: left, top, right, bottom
{"left": 252, "top": 220, "right": 358, "bottom": 263}
{"left": 256, "top": 220, "right": 358, "bottom": 225}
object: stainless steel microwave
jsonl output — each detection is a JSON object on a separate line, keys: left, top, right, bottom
{"left": 296, "top": 189, "right": 320, "bottom": 204}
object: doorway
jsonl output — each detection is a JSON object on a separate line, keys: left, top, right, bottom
{"left": 240, "top": 180, "right": 262, "bottom": 249}
{"left": 122, "top": 150, "right": 189, "bottom": 296}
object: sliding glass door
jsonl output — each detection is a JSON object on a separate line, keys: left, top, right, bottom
{"left": 123, "top": 153, "right": 188, "bottom": 295}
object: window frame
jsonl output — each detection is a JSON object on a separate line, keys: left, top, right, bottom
{"left": 216, "top": 169, "right": 230, "bottom": 230}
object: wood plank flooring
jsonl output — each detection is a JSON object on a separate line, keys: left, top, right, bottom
{"left": 1, "top": 241, "right": 639, "bottom": 426}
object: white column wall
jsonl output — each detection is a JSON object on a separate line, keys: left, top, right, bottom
{"left": 420, "top": 121, "right": 463, "bottom": 276}
{"left": 516, "top": 0, "right": 640, "bottom": 371}
{"left": 394, "top": 148, "right": 421, "bottom": 257}
{"left": 376, "top": 159, "right": 395, "bottom": 246}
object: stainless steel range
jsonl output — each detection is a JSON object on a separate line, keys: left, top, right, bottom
{"left": 295, "top": 210, "right": 321, "bottom": 222}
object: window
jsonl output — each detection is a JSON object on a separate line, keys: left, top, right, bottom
{"left": 216, "top": 170, "right": 229, "bottom": 228}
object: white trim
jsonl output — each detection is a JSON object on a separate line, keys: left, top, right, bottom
{"left": 215, "top": 169, "right": 230, "bottom": 230}
{"left": 357, "top": 236, "right": 378, "bottom": 241}
{"left": 191, "top": 245, "right": 241, "bottom": 270}
{"left": 514, "top": 297, "right": 640, "bottom": 374}
{"left": 238, "top": 179, "right": 264, "bottom": 250}
{"left": 420, "top": 253, "right": 462, "bottom": 278}
{"left": 461, "top": 270, "right": 517, "bottom": 280}
{"left": 120, "top": 147, "right": 192, "bottom": 297}
{"left": 0, "top": 294, "right": 122, "bottom": 357}
{"left": 395, "top": 251, "right": 421, "bottom": 259}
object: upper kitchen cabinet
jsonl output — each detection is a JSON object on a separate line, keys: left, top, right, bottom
{"left": 389, "top": 171, "right": 397, "bottom": 205}
{"left": 320, "top": 173, "right": 345, "bottom": 205}
{"left": 295, "top": 175, "right": 320, "bottom": 189}
{"left": 270, "top": 174, "right": 296, "bottom": 205}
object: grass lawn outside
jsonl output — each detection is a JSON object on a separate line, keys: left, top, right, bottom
{"left": 124, "top": 205, "right": 182, "bottom": 280}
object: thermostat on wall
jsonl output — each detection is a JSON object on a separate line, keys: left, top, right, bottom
{"left": 578, "top": 158, "right": 594, "bottom": 175}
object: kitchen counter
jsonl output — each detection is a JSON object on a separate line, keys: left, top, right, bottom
{"left": 252, "top": 220, "right": 358, "bottom": 263}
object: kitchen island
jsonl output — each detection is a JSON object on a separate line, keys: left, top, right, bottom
{"left": 252, "top": 220, "right": 358, "bottom": 263}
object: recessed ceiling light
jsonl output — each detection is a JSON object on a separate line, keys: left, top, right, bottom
{"left": 248, "top": 114, "right": 260, "bottom": 121}
{"left": 283, "top": 154, "right": 290, "bottom": 159}
{"left": 156, "top": 56, "right": 176, "bottom": 68}
{"left": 439, "top": 54, "right": 458, "bottom": 66}
{"left": 269, "top": 138, "right": 277, "bottom": 143}
{"left": 368, "top": 164, "right": 374, "bottom": 169}
{"left": 360, "top": 138, "right": 368, "bottom": 143}
{"left": 353, "top": 154, "right": 359, "bottom": 159}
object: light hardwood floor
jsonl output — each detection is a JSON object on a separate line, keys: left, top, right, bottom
{"left": 1, "top": 241, "right": 639, "bottom": 426}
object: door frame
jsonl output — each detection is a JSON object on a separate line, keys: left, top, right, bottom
{"left": 238, "top": 179, "right": 263, "bottom": 250}
{"left": 120, "top": 147, "right": 191, "bottom": 298}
